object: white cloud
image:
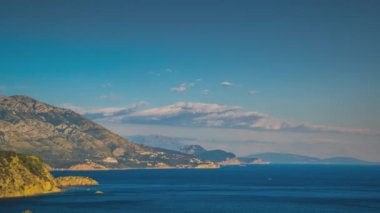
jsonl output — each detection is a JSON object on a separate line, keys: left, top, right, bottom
{"left": 170, "top": 83, "right": 194, "bottom": 93}
{"left": 130, "top": 102, "right": 240, "bottom": 117}
{"left": 64, "top": 101, "right": 377, "bottom": 135}
{"left": 220, "top": 81, "right": 234, "bottom": 87}
{"left": 85, "top": 107, "right": 127, "bottom": 116}
{"left": 205, "top": 120, "right": 225, "bottom": 127}
{"left": 63, "top": 104, "right": 125, "bottom": 116}
{"left": 124, "top": 102, "right": 376, "bottom": 135}
{"left": 62, "top": 101, "right": 147, "bottom": 119}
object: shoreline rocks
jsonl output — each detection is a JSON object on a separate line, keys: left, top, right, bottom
{"left": 0, "top": 151, "right": 61, "bottom": 198}
{"left": 0, "top": 150, "right": 99, "bottom": 199}
{"left": 55, "top": 176, "right": 99, "bottom": 187}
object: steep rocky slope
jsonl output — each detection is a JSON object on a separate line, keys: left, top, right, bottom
{"left": 0, "top": 150, "right": 100, "bottom": 198}
{"left": 0, "top": 95, "right": 215, "bottom": 169}
{"left": 0, "top": 150, "right": 60, "bottom": 198}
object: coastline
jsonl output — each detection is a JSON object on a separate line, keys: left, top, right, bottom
{"left": 51, "top": 166, "right": 221, "bottom": 172}
{"left": 0, "top": 189, "right": 62, "bottom": 200}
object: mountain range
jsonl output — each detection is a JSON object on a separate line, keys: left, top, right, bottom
{"left": 127, "top": 135, "right": 188, "bottom": 151}
{"left": 179, "top": 144, "right": 236, "bottom": 162}
{"left": 246, "top": 153, "right": 376, "bottom": 164}
{"left": 128, "top": 135, "right": 376, "bottom": 165}
{"left": 0, "top": 95, "right": 216, "bottom": 169}
{"left": 128, "top": 135, "right": 235, "bottom": 162}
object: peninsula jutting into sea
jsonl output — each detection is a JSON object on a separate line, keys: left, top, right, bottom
{"left": 0, "top": 150, "right": 98, "bottom": 198}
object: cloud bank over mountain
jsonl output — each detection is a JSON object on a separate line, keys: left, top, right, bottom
{"left": 64, "top": 102, "right": 376, "bottom": 135}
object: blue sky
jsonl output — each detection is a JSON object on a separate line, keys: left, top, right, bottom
{"left": 1, "top": 0, "right": 380, "bottom": 160}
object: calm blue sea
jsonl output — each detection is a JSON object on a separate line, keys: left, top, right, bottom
{"left": 1, "top": 165, "right": 380, "bottom": 213}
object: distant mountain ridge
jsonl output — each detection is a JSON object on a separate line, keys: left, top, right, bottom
{"left": 180, "top": 145, "right": 236, "bottom": 162}
{"left": 246, "top": 153, "right": 376, "bottom": 164}
{"left": 127, "top": 135, "right": 188, "bottom": 151}
{"left": 179, "top": 144, "right": 206, "bottom": 155}
{"left": 129, "top": 135, "right": 235, "bottom": 162}
{"left": 0, "top": 95, "right": 216, "bottom": 169}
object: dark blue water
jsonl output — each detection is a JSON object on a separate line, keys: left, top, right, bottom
{"left": 1, "top": 165, "right": 380, "bottom": 213}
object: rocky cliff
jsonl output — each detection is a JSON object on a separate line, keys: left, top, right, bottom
{"left": 0, "top": 150, "right": 102, "bottom": 198}
{"left": 0, "top": 150, "right": 60, "bottom": 198}
{"left": 0, "top": 95, "right": 212, "bottom": 169}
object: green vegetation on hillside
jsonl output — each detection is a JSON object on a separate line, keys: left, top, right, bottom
{"left": 55, "top": 176, "right": 98, "bottom": 187}
{"left": 0, "top": 150, "right": 60, "bottom": 198}
{"left": 0, "top": 150, "right": 101, "bottom": 198}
